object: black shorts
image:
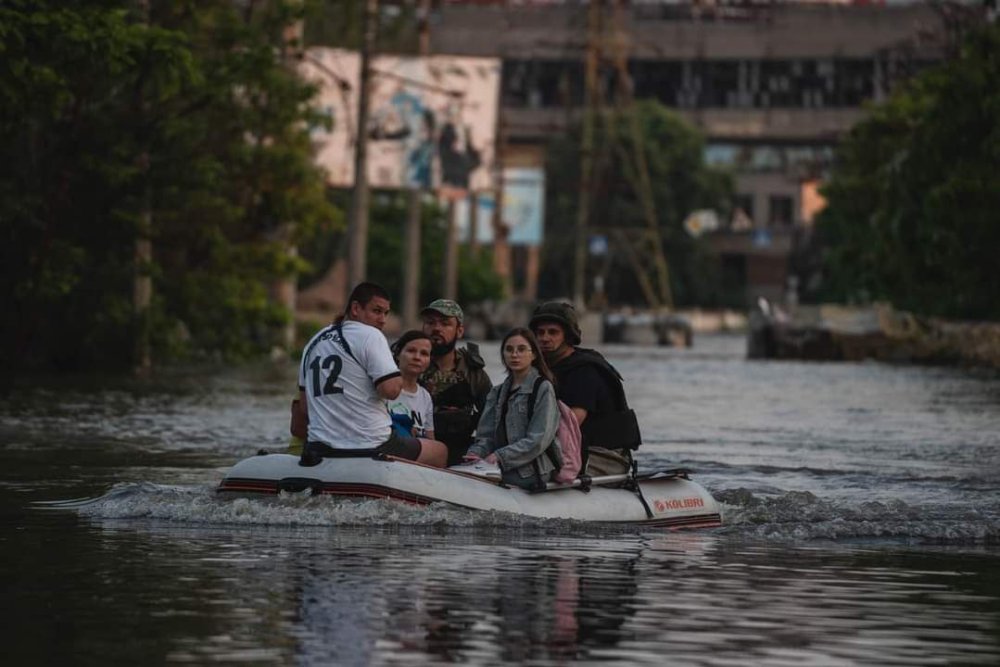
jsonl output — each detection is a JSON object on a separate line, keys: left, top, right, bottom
{"left": 375, "top": 430, "right": 422, "bottom": 461}
{"left": 300, "top": 431, "right": 422, "bottom": 466}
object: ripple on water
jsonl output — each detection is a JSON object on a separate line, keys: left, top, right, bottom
{"left": 6, "top": 340, "right": 1000, "bottom": 665}
{"left": 45, "top": 482, "right": 656, "bottom": 536}
{"left": 716, "top": 487, "right": 1000, "bottom": 544}
{"left": 35, "top": 479, "right": 1000, "bottom": 547}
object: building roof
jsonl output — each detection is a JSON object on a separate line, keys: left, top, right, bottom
{"left": 430, "top": 4, "right": 950, "bottom": 61}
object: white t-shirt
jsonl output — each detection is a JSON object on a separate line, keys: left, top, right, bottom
{"left": 386, "top": 386, "right": 435, "bottom": 438}
{"left": 299, "top": 320, "right": 400, "bottom": 448}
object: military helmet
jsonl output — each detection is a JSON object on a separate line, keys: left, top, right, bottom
{"left": 529, "top": 301, "right": 582, "bottom": 346}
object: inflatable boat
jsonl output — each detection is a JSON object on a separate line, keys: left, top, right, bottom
{"left": 218, "top": 452, "right": 722, "bottom": 529}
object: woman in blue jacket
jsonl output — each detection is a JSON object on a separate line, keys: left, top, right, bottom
{"left": 465, "top": 327, "right": 561, "bottom": 489}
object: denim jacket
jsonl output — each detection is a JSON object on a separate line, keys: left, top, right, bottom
{"left": 468, "top": 367, "right": 560, "bottom": 483}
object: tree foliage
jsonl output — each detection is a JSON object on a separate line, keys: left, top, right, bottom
{"left": 0, "top": 1, "right": 337, "bottom": 370}
{"left": 365, "top": 194, "right": 504, "bottom": 307}
{"left": 815, "top": 24, "right": 1000, "bottom": 320}
{"left": 297, "top": 190, "right": 504, "bottom": 307}
{"left": 302, "top": 0, "right": 420, "bottom": 52}
{"left": 541, "top": 100, "right": 734, "bottom": 307}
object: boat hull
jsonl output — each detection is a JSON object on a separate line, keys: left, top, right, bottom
{"left": 218, "top": 453, "right": 721, "bottom": 529}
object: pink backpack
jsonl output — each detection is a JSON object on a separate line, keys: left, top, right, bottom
{"left": 526, "top": 377, "right": 583, "bottom": 484}
{"left": 552, "top": 399, "right": 583, "bottom": 483}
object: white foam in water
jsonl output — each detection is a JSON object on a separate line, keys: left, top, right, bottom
{"left": 716, "top": 487, "right": 1000, "bottom": 544}
{"left": 64, "top": 482, "right": 605, "bottom": 533}
{"left": 54, "top": 480, "right": 1000, "bottom": 544}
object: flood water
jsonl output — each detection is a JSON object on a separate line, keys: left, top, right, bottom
{"left": 2, "top": 334, "right": 999, "bottom": 665}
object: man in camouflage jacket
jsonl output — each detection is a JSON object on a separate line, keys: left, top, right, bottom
{"left": 419, "top": 299, "right": 493, "bottom": 465}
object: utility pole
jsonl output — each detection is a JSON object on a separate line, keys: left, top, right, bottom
{"left": 347, "top": 0, "right": 378, "bottom": 291}
{"left": 403, "top": 189, "right": 422, "bottom": 325}
{"left": 609, "top": 0, "right": 673, "bottom": 311}
{"left": 468, "top": 191, "right": 480, "bottom": 257}
{"left": 492, "top": 100, "right": 512, "bottom": 297}
{"left": 573, "top": 0, "right": 601, "bottom": 310}
{"left": 444, "top": 200, "right": 458, "bottom": 299}
{"left": 402, "top": 0, "right": 430, "bottom": 328}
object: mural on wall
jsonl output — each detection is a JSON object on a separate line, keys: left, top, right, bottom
{"left": 456, "top": 167, "right": 545, "bottom": 246}
{"left": 300, "top": 48, "right": 500, "bottom": 197}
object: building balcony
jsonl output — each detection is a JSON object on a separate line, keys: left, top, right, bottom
{"left": 503, "top": 106, "right": 866, "bottom": 143}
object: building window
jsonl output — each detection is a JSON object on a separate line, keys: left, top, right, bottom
{"left": 503, "top": 57, "right": 880, "bottom": 111}
{"left": 705, "top": 143, "right": 738, "bottom": 167}
{"left": 501, "top": 60, "right": 583, "bottom": 108}
{"left": 768, "top": 195, "right": 794, "bottom": 227}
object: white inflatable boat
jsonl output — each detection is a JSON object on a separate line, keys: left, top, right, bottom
{"left": 218, "top": 453, "right": 722, "bottom": 529}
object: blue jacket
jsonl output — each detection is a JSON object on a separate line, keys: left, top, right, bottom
{"left": 469, "top": 367, "right": 560, "bottom": 483}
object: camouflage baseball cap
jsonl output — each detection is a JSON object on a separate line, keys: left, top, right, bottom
{"left": 420, "top": 298, "right": 464, "bottom": 323}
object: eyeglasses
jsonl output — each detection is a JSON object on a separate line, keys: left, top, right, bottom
{"left": 503, "top": 345, "right": 532, "bottom": 356}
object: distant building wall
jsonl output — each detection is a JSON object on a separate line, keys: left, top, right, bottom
{"left": 429, "top": 2, "right": 961, "bottom": 307}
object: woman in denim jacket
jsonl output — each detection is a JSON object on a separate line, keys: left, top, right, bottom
{"left": 465, "top": 327, "right": 561, "bottom": 489}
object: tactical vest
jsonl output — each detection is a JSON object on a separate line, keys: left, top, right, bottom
{"left": 554, "top": 348, "right": 642, "bottom": 451}
{"left": 425, "top": 343, "right": 491, "bottom": 465}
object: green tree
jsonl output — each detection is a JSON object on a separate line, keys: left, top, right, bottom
{"left": 302, "top": 0, "right": 419, "bottom": 52}
{"left": 365, "top": 194, "right": 504, "bottom": 307}
{"left": 297, "top": 190, "right": 504, "bottom": 307}
{"left": 542, "top": 100, "right": 733, "bottom": 307}
{"left": 0, "top": 1, "right": 337, "bottom": 370}
{"left": 816, "top": 24, "right": 1000, "bottom": 320}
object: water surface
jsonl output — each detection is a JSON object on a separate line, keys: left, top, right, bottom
{"left": 2, "top": 334, "right": 998, "bottom": 665}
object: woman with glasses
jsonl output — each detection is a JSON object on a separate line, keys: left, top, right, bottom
{"left": 463, "top": 327, "right": 561, "bottom": 490}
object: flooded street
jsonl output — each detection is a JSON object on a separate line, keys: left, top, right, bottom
{"left": 2, "top": 334, "right": 999, "bottom": 665}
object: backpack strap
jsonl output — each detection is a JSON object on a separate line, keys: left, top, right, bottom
{"left": 333, "top": 322, "right": 361, "bottom": 366}
{"left": 496, "top": 379, "right": 514, "bottom": 445}
{"left": 525, "top": 375, "right": 545, "bottom": 422}
{"left": 525, "top": 375, "right": 562, "bottom": 490}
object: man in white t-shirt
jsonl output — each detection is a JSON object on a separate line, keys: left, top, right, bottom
{"left": 297, "top": 282, "right": 446, "bottom": 467}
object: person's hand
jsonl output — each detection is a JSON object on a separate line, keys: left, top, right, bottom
{"left": 462, "top": 453, "right": 481, "bottom": 462}
{"left": 484, "top": 453, "right": 499, "bottom": 465}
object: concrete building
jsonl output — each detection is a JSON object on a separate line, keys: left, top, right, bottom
{"left": 428, "top": 1, "right": 958, "bottom": 305}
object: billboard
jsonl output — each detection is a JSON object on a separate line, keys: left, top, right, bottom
{"left": 300, "top": 48, "right": 501, "bottom": 196}
{"left": 457, "top": 167, "right": 545, "bottom": 246}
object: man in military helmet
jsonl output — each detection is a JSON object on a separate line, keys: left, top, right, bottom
{"left": 419, "top": 299, "right": 493, "bottom": 465}
{"left": 530, "top": 301, "right": 641, "bottom": 477}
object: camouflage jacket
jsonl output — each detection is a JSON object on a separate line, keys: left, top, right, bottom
{"left": 419, "top": 343, "right": 493, "bottom": 416}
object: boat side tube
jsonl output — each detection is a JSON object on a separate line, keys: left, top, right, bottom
{"left": 217, "top": 454, "right": 721, "bottom": 528}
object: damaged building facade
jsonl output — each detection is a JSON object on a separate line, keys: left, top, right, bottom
{"left": 428, "top": 1, "right": 957, "bottom": 304}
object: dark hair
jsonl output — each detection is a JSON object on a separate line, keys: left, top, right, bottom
{"left": 501, "top": 327, "right": 555, "bottom": 385}
{"left": 345, "top": 282, "right": 390, "bottom": 316}
{"left": 391, "top": 329, "right": 432, "bottom": 361}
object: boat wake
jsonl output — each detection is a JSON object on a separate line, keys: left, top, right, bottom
{"left": 34, "top": 482, "right": 633, "bottom": 534}
{"left": 716, "top": 488, "right": 1000, "bottom": 544}
{"left": 34, "top": 482, "right": 1000, "bottom": 544}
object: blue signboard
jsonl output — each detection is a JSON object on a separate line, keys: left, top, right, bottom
{"left": 456, "top": 167, "right": 545, "bottom": 246}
